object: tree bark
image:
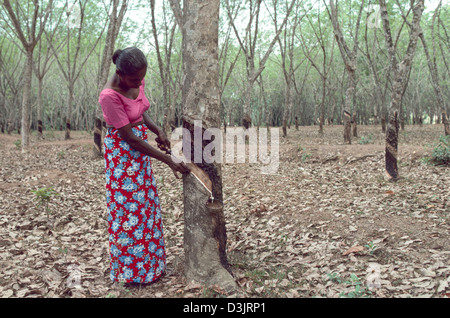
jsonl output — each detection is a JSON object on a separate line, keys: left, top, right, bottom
{"left": 327, "top": 0, "right": 364, "bottom": 144}
{"left": 352, "top": 112, "right": 358, "bottom": 138}
{"left": 180, "top": 0, "right": 236, "bottom": 291}
{"left": 343, "top": 110, "right": 352, "bottom": 143}
{"left": 94, "top": 0, "right": 128, "bottom": 157}
{"left": 21, "top": 49, "right": 33, "bottom": 151}
{"left": 52, "top": 0, "right": 105, "bottom": 140}
{"left": 417, "top": 3, "right": 447, "bottom": 136}
{"left": 34, "top": 6, "right": 65, "bottom": 140}
{"left": 151, "top": 0, "right": 176, "bottom": 136}
{"left": 380, "top": 0, "right": 425, "bottom": 181}
{"left": 282, "top": 82, "right": 291, "bottom": 138}
{"left": 299, "top": 5, "right": 335, "bottom": 136}
{"left": 65, "top": 85, "right": 73, "bottom": 140}
{"left": 277, "top": 3, "right": 303, "bottom": 138}
{"left": 443, "top": 111, "right": 450, "bottom": 136}
{"left": 2, "top": 0, "right": 53, "bottom": 152}
{"left": 225, "top": 0, "right": 295, "bottom": 129}
{"left": 37, "top": 79, "right": 43, "bottom": 138}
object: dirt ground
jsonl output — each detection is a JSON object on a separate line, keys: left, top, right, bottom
{"left": 0, "top": 124, "right": 448, "bottom": 298}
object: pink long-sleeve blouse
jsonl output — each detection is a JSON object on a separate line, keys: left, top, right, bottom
{"left": 99, "top": 80, "right": 150, "bottom": 129}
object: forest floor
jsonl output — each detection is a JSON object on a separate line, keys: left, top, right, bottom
{"left": 0, "top": 124, "right": 449, "bottom": 299}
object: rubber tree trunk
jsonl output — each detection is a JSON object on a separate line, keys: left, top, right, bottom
{"left": 443, "top": 112, "right": 450, "bottom": 136}
{"left": 242, "top": 80, "right": 253, "bottom": 129}
{"left": 381, "top": 0, "right": 424, "bottom": 181}
{"left": 65, "top": 86, "right": 73, "bottom": 140}
{"left": 352, "top": 112, "right": 358, "bottom": 138}
{"left": 37, "top": 79, "right": 44, "bottom": 139}
{"left": 181, "top": 0, "right": 236, "bottom": 292}
{"left": 343, "top": 110, "right": 352, "bottom": 144}
{"left": 93, "top": 112, "right": 103, "bottom": 155}
{"left": 418, "top": 30, "right": 448, "bottom": 137}
{"left": 282, "top": 82, "right": 291, "bottom": 138}
{"left": 93, "top": 0, "right": 128, "bottom": 157}
{"left": 21, "top": 50, "right": 33, "bottom": 153}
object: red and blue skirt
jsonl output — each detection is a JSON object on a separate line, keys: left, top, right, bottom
{"left": 104, "top": 124, "right": 166, "bottom": 283}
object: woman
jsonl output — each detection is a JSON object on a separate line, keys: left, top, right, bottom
{"left": 99, "top": 47, "right": 189, "bottom": 285}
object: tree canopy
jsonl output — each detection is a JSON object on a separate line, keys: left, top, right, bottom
{"left": 0, "top": 0, "right": 448, "bottom": 136}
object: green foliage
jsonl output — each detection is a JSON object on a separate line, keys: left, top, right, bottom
{"left": 430, "top": 135, "right": 450, "bottom": 166}
{"left": 297, "top": 144, "right": 311, "bottom": 162}
{"left": 327, "top": 272, "right": 343, "bottom": 284}
{"left": 358, "top": 134, "right": 374, "bottom": 144}
{"left": 327, "top": 273, "right": 372, "bottom": 298}
{"left": 31, "top": 187, "right": 59, "bottom": 220}
{"left": 31, "top": 187, "right": 59, "bottom": 205}
{"left": 1, "top": 0, "right": 449, "bottom": 131}
{"left": 365, "top": 241, "right": 378, "bottom": 255}
{"left": 301, "top": 153, "right": 312, "bottom": 163}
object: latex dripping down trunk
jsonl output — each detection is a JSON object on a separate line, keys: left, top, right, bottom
{"left": 176, "top": 118, "right": 235, "bottom": 291}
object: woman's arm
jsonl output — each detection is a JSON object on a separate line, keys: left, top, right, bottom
{"left": 117, "top": 124, "right": 190, "bottom": 176}
{"left": 143, "top": 112, "right": 171, "bottom": 151}
{"left": 143, "top": 112, "right": 162, "bottom": 136}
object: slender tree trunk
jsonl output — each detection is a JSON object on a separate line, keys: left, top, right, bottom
{"left": 343, "top": 73, "right": 355, "bottom": 144}
{"left": 419, "top": 25, "right": 447, "bottom": 135}
{"left": 37, "top": 79, "right": 44, "bottom": 138}
{"left": 343, "top": 110, "right": 351, "bottom": 142}
{"left": 180, "top": 0, "right": 236, "bottom": 291}
{"left": 352, "top": 111, "right": 358, "bottom": 138}
{"left": 3, "top": 0, "right": 53, "bottom": 152}
{"left": 225, "top": 0, "right": 295, "bottom": 130}
{"left": 319, "top": 74, "right": 326, "bottom": 135}
{"left": 282, "top": 82, "right": 291, "bottom": 137}
{"left": 94, "top": 1, "right": 127, "bottom": 157}
{"left": 242, "top": 80, "right": 253, "bottom": 129}
{"left": 343, "top": 83, "right": 353, "bottom": 142}
{"left": 380, "top": 0, "right": 425, "bottom": 181}
{"left": 65, "top": 85, "right": 73, "bottom": 140}
{"left": 21, "top": 50, "right": 33, "bottom": 152}
{"left": 150, "top": 0, "right": 171, "bottom": 135}
{"left": 443, "top": 111, "right": 450, "bottom": 136}
{"left": 327, "top": 0, "right": 364, "bottom": 144}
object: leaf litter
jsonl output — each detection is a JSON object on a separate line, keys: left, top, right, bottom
{"left": 0, "top": 125, "right": 449, "bottom": 298}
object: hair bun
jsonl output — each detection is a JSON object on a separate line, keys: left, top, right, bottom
{"left": 112, "top": 49, "right": 123, "bottom": 64}
{"left": 112, "top": 47, "right": 147, "bottom": 75}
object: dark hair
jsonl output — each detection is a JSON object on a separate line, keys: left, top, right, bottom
{"left": 112, "top": 47, "right": 147, "bottom": 75}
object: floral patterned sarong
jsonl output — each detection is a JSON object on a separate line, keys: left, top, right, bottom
{"left": 104, "top": 124, "right": 166, "bottom": 283}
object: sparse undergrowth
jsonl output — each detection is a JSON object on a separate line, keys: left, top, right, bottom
{"left": 0, "top": 125, "right": 449, "bottom": 298}
{"left": 430, "top": 135, "right": 450, "bottom": 166}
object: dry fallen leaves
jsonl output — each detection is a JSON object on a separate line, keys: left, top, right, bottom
{"left": 0, "top": 125, "right": 449, "bottom": 298}
{"left": 343, "top": 246, "right": 365, "bottom": 256}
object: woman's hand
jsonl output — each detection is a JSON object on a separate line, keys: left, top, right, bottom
{"left": 155, "top": 129, "right": 171, "bottom": 153}
{"left": 167, "top": 156, "right": 191, "bottom": 179}
{"left": 143, "top": 113, "right": 171, "bottom": 151}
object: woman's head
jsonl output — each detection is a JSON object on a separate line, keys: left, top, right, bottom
{"left": 113, "top": 47, "right": 147, "bottom": 88}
